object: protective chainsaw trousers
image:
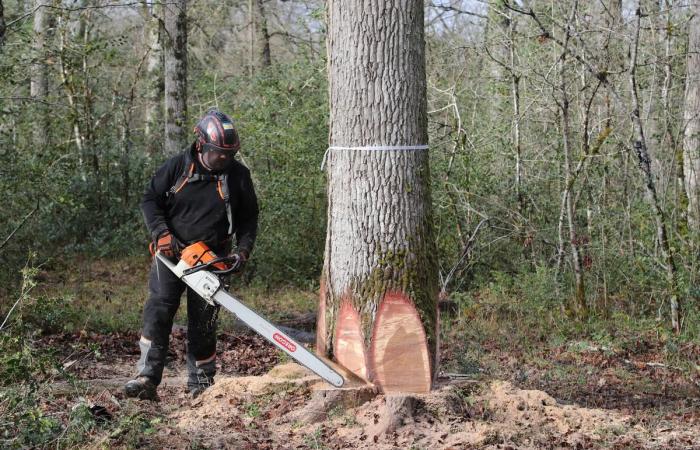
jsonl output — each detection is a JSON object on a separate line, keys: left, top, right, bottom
{"left": 136, "top": 257, "right": 220, "bottom": 388}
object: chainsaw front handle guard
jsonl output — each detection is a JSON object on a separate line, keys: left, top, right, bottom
{"left": 182, "top": 255, "right": 241, "bottom": 276}
{"left": 155, "top": 251, "right": 221, "bottom": 303}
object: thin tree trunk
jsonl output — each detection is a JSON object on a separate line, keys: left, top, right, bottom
{"left": 659, "top": 0, "right": 687, "bottom": 236}
{"left": 141, "top": 0, "right": 163, "bottom": 156}
{"left": 163, "top": 0, "right": 187, "bottom": 153}
{"left": 120, "top": 114, "right": 131, "bottom": 205}
{"left": 256, "top": 0, "right": 271, "bottom": 67}
{"left": 248, "top": 0, "right": 254, "bottom": 76}
{"left": 0, "top": 0, "right": 6, "bottom": 46}
{"left": 57, "top": 13, "right": 86, "bottom": 179}
{"left": 509, "top": 12, "right": 524, "bottom": 218}
{"left": 485, "top": 0, "right": 509, "bottom": 125}
{"left": 30, "top": 0, "right": 49, "bottom": 147}
{"left": 560, "top": 49, "right": 587, "bottom": 318}
{"left": 684, "top": 0, "right": 700, "bottom": 232}
{"left": 630, "top": 5, "right": 680, "bottom": 332}
{"left": 319, "top": 0, "right": 438, "bottom": 393}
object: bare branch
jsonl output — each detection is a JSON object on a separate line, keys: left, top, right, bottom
{"left": 428, "top": 2, "right": 487, "bottom": 19}
{"left": 0, "top": 201, "right": 39, "bottom": 252}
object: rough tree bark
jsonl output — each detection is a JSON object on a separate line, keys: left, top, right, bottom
{"left": 684, "top": 0, "right": 700, "bottom": 231}
{"left": 30, "top": 0, "right": 49, "bottom": 147}
{"left": 163, "top": 0, "right": 187, "bottom": 153}
{"left": 318, "top": 0, "right": 439, "bottom": 393}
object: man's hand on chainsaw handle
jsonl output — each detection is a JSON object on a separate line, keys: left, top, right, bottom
{"left": 150, "top": 230, "right": 184, "bottom": 258}
{"left": 228, "top": 250, "right": 248, "bottom": 273}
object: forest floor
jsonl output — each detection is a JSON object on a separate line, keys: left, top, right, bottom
{"left": 2, "top": 257, "right": 700, "bottom": 449}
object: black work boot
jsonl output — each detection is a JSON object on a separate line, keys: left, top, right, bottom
{"left": 187, "top": 383, "right": 211, "bottom": 399}
{"left": 124, "top": 376, "right": 158, "bottom": 400}
{"left": 186, "top": 368, "right": 215, "bottom": 399}
{"left": 186, "top": 354, "right": 216, "bottom": 399}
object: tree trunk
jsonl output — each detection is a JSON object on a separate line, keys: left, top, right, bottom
{"left": 141, "top": 0, "right": 163, "bottom": 156}
{"left": 248, "top": 0, "right": 254, "bottom": 76}
{"left": 256, "top": 0, "right": 271, "bottom": 67}
{"left": 630, "top": 5, "right": 680, "bottom": 332}
{"left": 0, "top": 0, "right": 6, "bottom": 46}
{"left": 558, "top": 3, "right": 587, "bottom": 318}
{"left": 163, "top": 0, "right": 187, "bottom": 153}
{"left": 248, "top": 0, "right": 271, "bottom": 72}
{"left": 319, "top": 0, "right": 438, "bottom": 393}
{"left": 684, "top": 0, "right": 700, "bottom": 231}
{"left": 30, "top": 0, "right": 49, "bottom": 147}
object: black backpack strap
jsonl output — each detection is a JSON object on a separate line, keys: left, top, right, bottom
{"left": 168, "top": 149, "right": 234, "bottom": 236}
{"left": 167, "top": 150, "right": 196, "bottom": 197}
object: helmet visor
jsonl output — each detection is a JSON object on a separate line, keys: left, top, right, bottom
{"left": 201, "top": 143, "right": 237, "bottom": 171}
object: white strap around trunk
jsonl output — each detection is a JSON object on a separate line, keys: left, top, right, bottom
{"left": 321, "top": 144, "right": 429, "bottom": 170}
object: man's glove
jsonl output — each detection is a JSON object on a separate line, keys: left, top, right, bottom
{"left": 149, "top": 231, "right": 184, "bottom": 257}
{"left": 228, "top": 250, "right": 248, "bottom": 273}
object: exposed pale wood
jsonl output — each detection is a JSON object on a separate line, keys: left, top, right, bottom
{"left": 370, "top": 292, "right": 431, "bottom": 393}
{"left": 333, "top": 300, "right": 368, "bottom": 381}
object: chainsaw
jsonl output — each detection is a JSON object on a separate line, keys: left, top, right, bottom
{"left": 155, "top": 242, "right": 344, "bottom": 388}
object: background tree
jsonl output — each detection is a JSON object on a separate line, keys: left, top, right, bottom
{"left": 684, "top": 0, "right": 700, "bottom": 232}
{"left": 0, "top": 0, "right": 6, "bottom": 46}
{"left": 141, "top": 0, "right": 163, "bottom": 156}
{"left": 29, "top": 0, "right": 48, "bottom": 148}
{"left": 163, "top": 0, "right": 187, "bottom": 153}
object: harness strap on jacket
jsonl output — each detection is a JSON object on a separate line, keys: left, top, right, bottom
{"left": 168, "top": 150, "right": 234, "bottom": 235}
{"left": 217, "top": 175, "right": 233, "bottom": 235}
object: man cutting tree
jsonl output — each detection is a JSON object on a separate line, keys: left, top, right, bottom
{"left": 125, "top": 108, "right": 259, "bottom": 400}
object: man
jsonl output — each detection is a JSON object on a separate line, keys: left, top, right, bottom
{"left": 124, "top": 109, "right": 259, "bottom": 400}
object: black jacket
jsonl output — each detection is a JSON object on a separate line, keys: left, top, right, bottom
{"left": 141, "top": 144, "right": 259, "bottom": 254}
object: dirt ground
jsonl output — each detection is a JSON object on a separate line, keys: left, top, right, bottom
{"left": 32, "top": 328, "right": 700, "bottom": 450}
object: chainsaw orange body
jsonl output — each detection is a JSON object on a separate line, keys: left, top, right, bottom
{"left": 180, "top": 242, "right": 230, "bottom": 271}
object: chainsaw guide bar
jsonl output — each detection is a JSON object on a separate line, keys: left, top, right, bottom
{"left": 156, "top": 251, "right": 345, "bottom": 388}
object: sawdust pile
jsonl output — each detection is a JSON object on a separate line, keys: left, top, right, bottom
{"left": 168, "top": 363, "right": 700, "bottom": 449}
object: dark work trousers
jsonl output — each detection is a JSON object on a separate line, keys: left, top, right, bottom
{"left": 136, "top": 257, "right": 221, "bottom": 389}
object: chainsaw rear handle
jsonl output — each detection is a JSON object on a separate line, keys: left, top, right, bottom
{"left": 182, "top": 255, "right": 241, "bottom": 276}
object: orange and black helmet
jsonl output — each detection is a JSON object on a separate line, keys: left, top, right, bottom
{"left": 194, "top": 108, "right": 240, "bottom": 171}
